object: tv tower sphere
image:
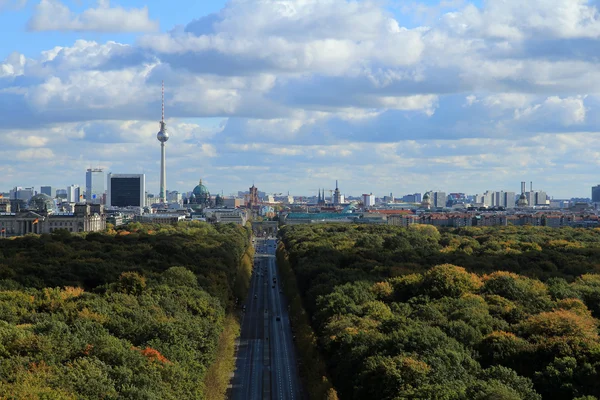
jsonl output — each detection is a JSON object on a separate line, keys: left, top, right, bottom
{"left": 157, "top": 120, "right": 169, "bottom": 142}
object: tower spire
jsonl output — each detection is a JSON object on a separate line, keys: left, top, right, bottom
{"left": 157, "top": 81, "right": 169, "bottom": 204}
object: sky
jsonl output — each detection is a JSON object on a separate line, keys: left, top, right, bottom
{"left": 1, "top": 0, "right": 600, "bottom": 198}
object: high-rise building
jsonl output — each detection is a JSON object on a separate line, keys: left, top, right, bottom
{"left": 86, "top": 168, "right": 105, "bottom": 204}
{"left": 56, "top": 189, "right": 67, "bottom": 200}
{"left": 10, "top": 187, "right": 34, "bottom": 202}
{"left": 40, "top": 186, "right": 53, "bottom": 197}
{"left": 67, "top": 185, "right": 80, "bottom": 203}
{"left": 157, "top": 81, "right": 169, "bottom": 203}
{"left": 503, "top": 191, "right": 516, "bottom": 208}
{"left": 402, "top": 193, "right": 422, "bottom": 203}
{"left": 107, "top": 174, "right": 146, "bottom": 208}
{"left": 593, "top": 185, "right": 600, "bottom": 202}
{"left": 432, "top": 191, "right": 446, "bottom": 208}
{"left": 362, "top": 193, "right": 375, "bottom": 207}
{"left": 526, "top": 191, "right": 548, "bottom": 206}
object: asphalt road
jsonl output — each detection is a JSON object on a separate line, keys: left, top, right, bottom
{"left": 230, "top": 237, "right": 302, "bottom": 400}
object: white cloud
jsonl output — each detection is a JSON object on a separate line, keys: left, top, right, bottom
{"left": 27, "top": 0, "right": 158, "bottom": 32}
{"left": 441, "top": 0, "right": 600, "bottom": 39}
{"left": 3, "top": 0, "right": 600, "bottom": 196}
{"left": 514, "top": 96, "right": 587, "bottom": 125}
{"left": 0, "top": 52, "right": 26, "bottom": 78}
{"left": 16, "top": 148, "right": 55, "bottom": 161}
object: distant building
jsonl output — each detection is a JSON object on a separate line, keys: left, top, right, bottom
{"left": 526, "top": 191, "right": 548, "bottom": 206}
{"left": 592, "top": 185, "right": 600, "bottom": 203}
{"left": 56, "top": 189, "right": 67, "bottom": 200}
{"left": 67, "top": 185, "right": 80, "bottom": 203}
{"left": 10, "top": 187, "right": 34, "bottom": 202}
{"left": 224, "top": 198, "right": 244, "bottom": 208}
{"left": 166, "top": 190, "right": 182, "bottom": 203}
{"left": 40, "top": 186, "right": 53, "bottom": 197}
{"left": 402, "top": 193, "right": 422, "bottom": 203}
{"left": 362, "top": 193, "right": 375, "bottom": 208}
{"left": 333, "top": 181, "right": 342, "bottom": 205}
{"left": 0, "top": 198, "right": 10, "bottom": 213}
{"left": 107, "top": 174, "right": 146, "bottom": 208}
{"left": 421, "top": 192, "right": 432, "bottom": 209}
{"left": 0, "top": 199, "right": 105, "bottom": 236}
{"left": 86, "top": 169, "right": 105, "bottom": 204}
{"left": 248, "top": 184, "right": 259, "bottom": 208}
{"left": 204, "top": 208, "right": 249, "bottom": 225}
{"left": 432, "top": 191, "right": 446, "bottom": 208}
{"left": 187, "top": 179, "right": 211, "bottom": 210}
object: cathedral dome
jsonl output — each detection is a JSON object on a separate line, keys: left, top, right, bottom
{"left": 28, "top": 194, "right": 55, "bottom": 213}
{"left": 193, "top": 180, "right": 209, "bottom": 197}
{"left": 191, "top": 179, "right": 211, "bottom": 206}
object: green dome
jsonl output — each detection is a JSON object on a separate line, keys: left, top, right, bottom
{"left": 193, "top": 179, "right": 209, "bottom": 197}
{"left": 191, "top": 179, "right": 211, "bottom": 206}
{"left": 423, "top": 192, "right": 430, "bottom": 200}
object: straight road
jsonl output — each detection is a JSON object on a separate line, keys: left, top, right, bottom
{"left": 230, "top": 237, "right": 302, "bottom": 400}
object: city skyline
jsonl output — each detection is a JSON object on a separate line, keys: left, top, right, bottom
{"left": 2, "top": 0, "right": 600, "bottom": 198}
{"left": 1, "top": 178, "right": 590, "bottom": 202}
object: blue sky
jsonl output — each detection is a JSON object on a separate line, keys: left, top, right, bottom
{"left": 1, "top": 0, "right": 600, "bottom": 198}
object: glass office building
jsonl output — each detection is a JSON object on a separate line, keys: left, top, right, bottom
{"left": 107, "top": 174, "right": 145, "bottom": 208}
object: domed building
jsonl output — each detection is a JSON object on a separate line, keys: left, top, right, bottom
{"left": 28, "top": 194, "right": 56, "bottom": 214}
{"left": 187, "top": 179, "right": 212, "bottom": 210}
{"left": 517, "top": 193, "right": 528, "bottom": 207}
{"left": 421, "top": 192, "right": 432, "bottom": 210}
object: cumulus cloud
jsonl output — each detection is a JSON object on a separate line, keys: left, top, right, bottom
{"left": 514, "top": 96, "right": 587, "bottom": 126}
{"left": 27, "top": 0, "right": 158, "bottom": 32}
{"left": 2, "top": 0, "right": 600, "bottom": 196}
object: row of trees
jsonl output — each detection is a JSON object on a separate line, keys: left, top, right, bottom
{"left": 279, "top": 224, "right": 600, "bottom": 399}
{"left": 0, "top": 222, "right": 253, "bottom": 399}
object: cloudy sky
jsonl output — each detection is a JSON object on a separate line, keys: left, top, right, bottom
{"left": 1, "top": 0, "right": 600, "bottom": 198}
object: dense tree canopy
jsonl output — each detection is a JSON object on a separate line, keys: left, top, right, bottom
{"left": 0, "top": 222, "right": 253, "bottom": 399}
{"left": 279, "top": 224, "right": 600, "bottom": 399}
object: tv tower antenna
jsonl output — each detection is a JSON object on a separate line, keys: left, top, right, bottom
{"left": 161, "top": 80, "right": 164, "bottom": 122}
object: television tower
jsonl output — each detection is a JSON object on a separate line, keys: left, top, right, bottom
{"left": 157, "top": 81, "right": 169, "bottom": 203}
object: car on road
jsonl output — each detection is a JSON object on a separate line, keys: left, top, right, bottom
{"left": 254, "top": 294, "right": 257, "bottom": 299}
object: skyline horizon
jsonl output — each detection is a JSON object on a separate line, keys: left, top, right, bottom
{"left": 2, "top": 177, "right": 595, "bottom": 201}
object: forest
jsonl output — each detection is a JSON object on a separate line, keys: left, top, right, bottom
{"left": 278, "top": 224, "right": 600, "bottom": 400}
{"left": 0, "top": 222, "right": 253, "bottom": 399}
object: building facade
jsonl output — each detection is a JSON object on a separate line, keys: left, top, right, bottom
{"left": 432, "top": 191, "right": 446, "bottom": 208}
{"left": 0, "top": 204, "right": 106, "bottom": 236}
{"left": 40, "top": 186, "right": 53, "bottom": 197}
{"left": 67, "top": 185, "right": 80, "bottom": 203}
{"left": 86, "top": 168, "right": 105, "bottom": 204}
{"left": 107, "top": 174, "right": 146, "bottom": 208}
{"left": 593, "top": 185, "right": 600, "bottom": 203}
